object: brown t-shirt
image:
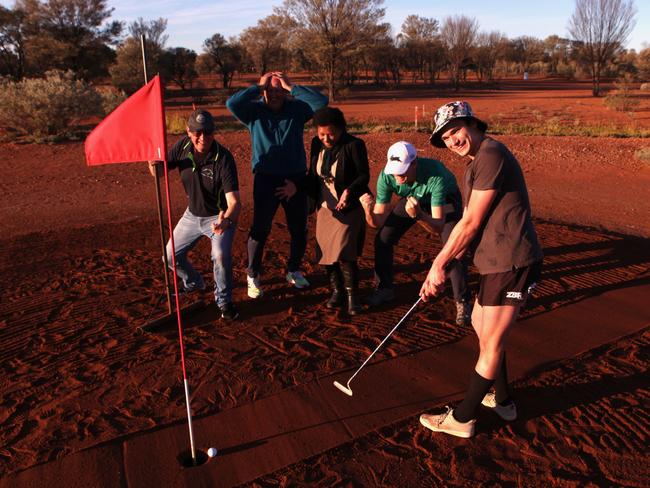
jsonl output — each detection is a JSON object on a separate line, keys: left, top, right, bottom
{"left": 463, "top": 137, "right": 543, "bottom": 274}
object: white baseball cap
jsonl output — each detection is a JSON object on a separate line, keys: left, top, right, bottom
{"left": 385, "top": 141, "right": 417, "bottom": 175}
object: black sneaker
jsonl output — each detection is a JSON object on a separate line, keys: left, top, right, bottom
{"left": 220, "top": 303, "right": 239, "bottom": 321}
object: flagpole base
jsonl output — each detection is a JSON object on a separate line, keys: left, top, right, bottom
{"left": 137, "top": 300, "right": 204, "bottom": 334}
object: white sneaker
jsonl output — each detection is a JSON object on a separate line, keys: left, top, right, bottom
{"left": 481, "top": 392, "right": 517, "bottom": 421}
{"left": 247, "top": 275, "right": 263, "bottom": 299}
{"left": 286, "top": 270, "right": 310, "bottom": 289}
{"left": 420, "top": 406, "right": 475, "bottom": 438}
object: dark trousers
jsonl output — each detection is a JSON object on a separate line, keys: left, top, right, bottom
{"left": 374, "top": 198, "right": 470, "bottom": 302}
{"left": 247, "top": 172, "right": 308, "bottom": 277}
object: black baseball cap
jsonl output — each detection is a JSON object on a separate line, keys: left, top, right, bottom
{"left": 187, "top": 109, "right": 215, "bottom": 133}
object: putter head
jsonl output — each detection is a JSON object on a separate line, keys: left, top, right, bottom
{"left": 333, "top": 381, "right": 353, "bottom": 396}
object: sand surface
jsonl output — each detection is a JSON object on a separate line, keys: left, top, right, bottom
{"left": 1, "top": 82, "right": 650, "bottom": 486}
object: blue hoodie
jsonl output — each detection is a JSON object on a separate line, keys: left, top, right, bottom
{"left": 226, "top": 84, "right": 328, "bottom": 174}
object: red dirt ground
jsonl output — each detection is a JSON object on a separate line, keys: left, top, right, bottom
{"left": 1, "top": 80, "right": 649, "bottom": 487}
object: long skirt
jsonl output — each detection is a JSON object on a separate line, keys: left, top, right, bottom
{"left": 315, "top": 205, "right": 365, "bottom": 265}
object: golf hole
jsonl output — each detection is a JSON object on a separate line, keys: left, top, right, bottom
{"left": 178, "top": 449, "right": 209, "bottom": 468}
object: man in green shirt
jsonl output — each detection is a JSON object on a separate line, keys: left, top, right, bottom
{"left": 360, "top": 141, "right": 471, "bottom": 325}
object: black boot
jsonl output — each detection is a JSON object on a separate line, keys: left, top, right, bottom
{"left": 341, "top": 260, "right": 362, "bottom": 315}
{"left": 326, "top": 264, "right": 345, "bottom": 309}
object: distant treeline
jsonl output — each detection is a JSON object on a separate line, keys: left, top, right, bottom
{"left": 0, "top": 0, "right": 647, "bottom": 100}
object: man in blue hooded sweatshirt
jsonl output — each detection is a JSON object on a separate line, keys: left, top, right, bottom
{"left": 227, "top": 71, "right": 328, "bottom": 298}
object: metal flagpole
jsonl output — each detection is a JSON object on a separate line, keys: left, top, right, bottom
{"left": 141, "top": 34, "right": 173, "bottom": 315}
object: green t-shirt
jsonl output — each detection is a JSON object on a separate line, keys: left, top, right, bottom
{"left": 376, "top": 157, "right": 459, "bottom": 209}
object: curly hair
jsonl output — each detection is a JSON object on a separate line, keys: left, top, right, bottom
{"left": 313, "top": 106, "right": 346, "bottom": 130}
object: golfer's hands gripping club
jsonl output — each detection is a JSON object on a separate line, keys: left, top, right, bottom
{"left": 420, "top": 258, "right": 451, "bottom": 301}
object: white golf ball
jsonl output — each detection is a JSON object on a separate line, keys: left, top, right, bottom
{"left": 207, "top": 447, "right": 217, "bottom": 458}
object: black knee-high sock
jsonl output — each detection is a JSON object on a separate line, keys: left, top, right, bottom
{"left": 453, "top": 371, "right": 494, "bottom": 423}
{"left": 493, "top": 353, "right": 512, "bottom": 405}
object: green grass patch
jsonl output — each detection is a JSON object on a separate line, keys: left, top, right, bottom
{"left": 164, "top": 114, "right": 649, "bottom": 139}
{"left": 488, "top": 120, "right": 650, "bottom": 138}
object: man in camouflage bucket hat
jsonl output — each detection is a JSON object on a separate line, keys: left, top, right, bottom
{"left": 418, "top": 101, "right": 543, "bottom": 438}
{"left": 429, "top": 101, "right": 487, "bottom": 148}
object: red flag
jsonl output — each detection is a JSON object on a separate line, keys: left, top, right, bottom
{"left": 85, "top": 75, "right": 167, "bottom": 166}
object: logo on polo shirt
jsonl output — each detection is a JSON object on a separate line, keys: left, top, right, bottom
{"left": 201, "top": 167, "right": 214, "bottom": 180}
{"left": 506, "top": 291, "right": 523, "bottom": 300}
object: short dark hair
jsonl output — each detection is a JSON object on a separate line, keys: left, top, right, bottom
{"left": 313, "top": 107, "right": 346, "bottom": 130}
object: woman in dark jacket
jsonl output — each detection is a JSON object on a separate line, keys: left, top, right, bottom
{"left": 308, "top": 107, "right": 370, "bottom": 314}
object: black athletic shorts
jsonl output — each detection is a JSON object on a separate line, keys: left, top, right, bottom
{"left": 477, "top": 261, "right": 543, "bottom": 307}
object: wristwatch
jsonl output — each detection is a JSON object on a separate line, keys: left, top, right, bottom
{"left": 223, "top": 217, "right": 233, "bottom": 227}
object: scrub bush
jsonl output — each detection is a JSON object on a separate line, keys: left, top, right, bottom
{"left": 97, "top": 87, "right": 128, "bottom": 116}
{"left": 0, "top": 70, "right": 102, "bottom": 141}
{"left": 603, "top": 76, "right": 639, "bottom": 112}
{"left": 635, "top": 147, "right": 650, "bottom": 165}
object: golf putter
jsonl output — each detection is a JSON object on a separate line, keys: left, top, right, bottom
{"left": 334, "top": 297, "right": 422, "bottom": 396}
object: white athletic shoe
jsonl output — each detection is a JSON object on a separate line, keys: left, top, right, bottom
{"left": 286, "top": 270, "right": 310, "bottom": 289}
{"left": 481, "top": 392, "right": 517, "bottom": 421}
{"left": 247, "top": 275, "right": 264, "bottom": 299}
{"left": 419, "top": 406, "right": 476, "bottom": 438}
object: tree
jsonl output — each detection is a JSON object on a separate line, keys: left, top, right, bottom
{"left": 440, "top": 15, "right": 479, "bottom": 90}
{"left": 474, "top": 31, "right": 508, "bottom": 82}
{"left": 507, "top": 36, "right": 545, "bottom": 73}
{"left": 239, "top": 14, "right": 296, "bottom": 74}
{"left": 17, "top": 0, "right": 122, "bottom": 79}
{"left": 637, "top": 47, "right": 650, "bottom": 80}
{"left": 281, "top": 0, "right": 386, "bottom": 101}
{"left": 109, "top": 18, "right": 168, "bottom": 93}
{"left": 568, "top": 0, "right": 637, "bottom": 96}
{"left": 128, "top": 17, "right": 168, "bottom": 52}
{"left": 398, "top": 15, "right": 443, "bottom": 83}
{"left": 0, "top": 6, "right": 26, "bottom": 79}
{"left": 109, "top": 38, "right": 147, "bottom": 93}
{"left": 203, "top": 33, "right": 243, "bottom": 88}
{"left": 544, "top": 35, "right": 573, "bottom": 74}
{"left": 160, "top": 47, "right": 198, "bottom": 90}
{"left": 349, "top": 23, "right": 394, "bottom": 86}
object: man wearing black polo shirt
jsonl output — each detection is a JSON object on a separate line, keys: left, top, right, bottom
{"left": 148, "top": 110, "right": 241, "bottom": 320}
{"left": 419, "top": 101, "right": 543, "bottom": 438}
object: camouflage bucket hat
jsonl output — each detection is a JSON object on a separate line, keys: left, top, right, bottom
{"left": 429, "top": 101, "right": 487, "bottom": 148}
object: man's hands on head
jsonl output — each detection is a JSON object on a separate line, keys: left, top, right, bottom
{"left": 259, "top": 71, "right": 292, "bottom": 92}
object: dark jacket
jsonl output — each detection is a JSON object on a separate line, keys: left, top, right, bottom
{"left": 307, "top": 132, "right": 371, "bottom": 214}
{"left": 226, "top": 84, "right": 328, "bottom": 174}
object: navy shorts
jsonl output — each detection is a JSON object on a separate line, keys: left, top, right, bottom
{"left": 477, "top": 261, "right": 542, "bottom": 307}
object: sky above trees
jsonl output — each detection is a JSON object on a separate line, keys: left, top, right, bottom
{"left": 2, "top": 0, "right": 641, "bottom": 54}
